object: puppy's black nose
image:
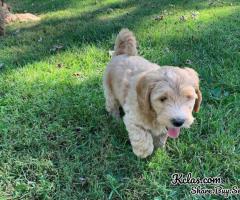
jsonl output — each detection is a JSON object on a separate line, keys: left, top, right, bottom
{"left": 171, "top": 118, "right": 185, "bottom": 127}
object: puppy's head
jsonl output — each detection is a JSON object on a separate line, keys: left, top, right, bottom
{"left": 136, "top": 67, "right": 202, "bottom": 138}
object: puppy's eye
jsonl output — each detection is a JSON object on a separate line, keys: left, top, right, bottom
{"left": 159, "top": 96, "right": 167, "bottom": 102}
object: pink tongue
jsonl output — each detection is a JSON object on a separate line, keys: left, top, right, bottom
{"left": 167, "top": 128, "right": 180, "bottom": 138}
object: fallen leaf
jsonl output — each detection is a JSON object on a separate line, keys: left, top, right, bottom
{"left": 13, "top": 29, "right": 20, "bottom": 35}
{"left": 164, "top": 47, "right": 170, "bottom": 53}
{"left": 57, "top": 63, "right": 63, "bottom": 68}
{"left": 50, "top": 44, "right": 64, "bottom": 53}
{"left": 79, "top": 177, "right": 87, "bottom": 185}
{"left": 106, "top": 8, "right": 113, "bottom": 13}
{"left": 210, "top": 87, "right": 221, "bottom": 99}
{"left": 0, "top": 63, "right": 4, "bottom": 69}
{"left": 223, "top": 91, "right": 229, "bottom": 97}
{"left": 79, "top": 177, "right": 86, "bottom": 181}
{"left": 191, "top": 11, "right": 199, "bottom": 19}
{"left": 75, "top": 127, "right": 83, "bottom": 132}
{"left": 73, "top": 72, "right": 81, "bottom": 77}
{"left": 186, "top": 59, "right": 192, "bottom": 65}
{"left": 38, "top": 37, "right": 42, "bottom": 42}
{"left": 163, "top": 10, "right": 168, "bottom": 15}
{"left": 179, "top": 15, "right": 187, "bottom": 21}
{"left": 154, "top": 15, "right": 164, "bottom": 21}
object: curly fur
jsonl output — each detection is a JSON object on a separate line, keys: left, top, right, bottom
{"left": 103, "top": 29, "right": 202, "bottom": 158}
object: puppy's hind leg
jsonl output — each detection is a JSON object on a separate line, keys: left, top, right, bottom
{"left": 106, "top": 94, "right": 120, "bottom": 119}
{"left": 103, "top": 83, "right": 120, "bottom": 119}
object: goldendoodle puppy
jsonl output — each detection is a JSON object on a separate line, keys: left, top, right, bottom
{"left": 103, "top": 29, "right": 202, "bottom": 158}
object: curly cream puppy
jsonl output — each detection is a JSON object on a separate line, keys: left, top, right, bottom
{"left": 103, "top": 29, "right": 202, "bottom": 158}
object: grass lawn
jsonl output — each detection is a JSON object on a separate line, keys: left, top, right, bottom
{"left": 0, "top": 0, "right": 239, "bottom": 199}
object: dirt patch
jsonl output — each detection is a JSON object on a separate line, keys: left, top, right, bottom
{"left": 5, "top": 13, "right": 40, "bottom": 23}
{"left": 0, "top": 0, "right": 40, "bottom": 36}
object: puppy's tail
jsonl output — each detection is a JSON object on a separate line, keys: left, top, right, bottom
{"left": 113, "top": 28, "right": 137, "bottom": 56}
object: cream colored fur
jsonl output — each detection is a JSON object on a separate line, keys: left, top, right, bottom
{"left": 103, "top": 29, "right": 202, "bottom": 158}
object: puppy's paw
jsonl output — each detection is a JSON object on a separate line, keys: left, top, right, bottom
{"left": 132, "top": 143, "right": 154, "bottom": 158}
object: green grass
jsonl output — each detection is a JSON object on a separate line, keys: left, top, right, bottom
{"left": 0, "top": 0, "right": 239, "bottom": 199}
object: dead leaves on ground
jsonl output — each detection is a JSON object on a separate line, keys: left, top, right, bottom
{"left": 152, "top": 2, "right": 200, "bottom": 24}
{"left": 50, "top": 44, "right": 64, "bottom": 53}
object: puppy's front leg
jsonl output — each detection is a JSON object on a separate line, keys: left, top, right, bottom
{"left": 124, "top": 116, "right": 154, "bottom": 158}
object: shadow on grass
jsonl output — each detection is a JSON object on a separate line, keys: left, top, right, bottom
{"left": 7, "top": 0, "right": 75, "bottom": 14}
{"left": 1, "top": 74, "right": 148, "bottom": 198}
{"left": 0, "top": 0, "right": 212, "bottom": 68}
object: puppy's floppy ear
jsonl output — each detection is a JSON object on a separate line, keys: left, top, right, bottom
{"left": 136, "top": 73, "right": 156, "bottom": 121}
{"left": 184, "top": 67, "right": 202, "bottom": 112}
{"left": 194, "top": 87, "right": 202, "bottom": 112}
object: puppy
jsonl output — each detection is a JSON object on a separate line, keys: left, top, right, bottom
{"left": 103, "top": 29, "right": 202, "bottom": 158}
